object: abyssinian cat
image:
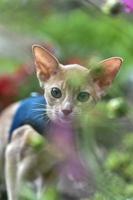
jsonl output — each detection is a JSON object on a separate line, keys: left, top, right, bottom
{"left": 0, "top": 45, "right": 123, "bottom": 200}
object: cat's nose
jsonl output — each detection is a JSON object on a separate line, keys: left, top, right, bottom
{"left": 62, "top": 109, "right": 72, "bottom": 116}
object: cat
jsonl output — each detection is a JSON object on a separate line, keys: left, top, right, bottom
{"left": 0, "top": 45, "right": 123, "bottom": 200}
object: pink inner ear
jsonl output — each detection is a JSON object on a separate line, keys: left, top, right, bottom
{"left": 95, "top": 58, "right": 122, "bottom": 89}
{"left": 103, "top": 59, "right": 121, "bottom": 76}
{"left": 37, "top": 61, "right": 51, "bottom": 80}
{"left": 33, "top": 46, "right": 59, "bottom": 81}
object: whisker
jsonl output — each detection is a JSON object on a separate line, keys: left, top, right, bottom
{"left": 33, "top": 115, "right": 49, "bottom": 122}
{"left": 45, "top": 118, "right": 50, "bottom": 125}
{"left": 32, "top": 114, "right": 45, "bottom": 119}
{"left": 32, "top": 113, "right": 44, "bottom": 116}
{"left": 32, "top": 111, "right": 45, "bottom": 115}
{"left": 32, "top": 108, "right": 52, "bottom": 114}
{"left": 73, "top": 113, "right": 80, "bottom": 116}
{"left": 32, "top": 108, "right": 47, "bottom": 112}
{"left": 33, "top": 103, "right": 47, "bottom": 107}
{"left": 33, "top": 105, "right": 51, "bottom": 110}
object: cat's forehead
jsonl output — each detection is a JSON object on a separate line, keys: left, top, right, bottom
{"left": 46, "top": 64, "right": 91, "bottom": 88}
{"left": 61, "top": 64, "right": 90, "bottom": 77}
{"left": 62, "top": 64, "right": 89, "bottom": 71}
{"left": 58, "top": 64, "right": 92, "bottom": 88}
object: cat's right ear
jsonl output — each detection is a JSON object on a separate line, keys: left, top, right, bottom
{"left": 32, "top": 45, "right": 59, "bottom": 86}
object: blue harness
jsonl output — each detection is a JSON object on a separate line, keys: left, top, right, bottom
{"left": 9, "top": 95, "right": 50, "bottom": 141}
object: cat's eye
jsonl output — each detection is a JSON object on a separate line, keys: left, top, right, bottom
{"left": 51, "top": 87, "right": 62, "bottom": 98}
{"left": 77, "top": 92, "right": 90, "bottom": 102}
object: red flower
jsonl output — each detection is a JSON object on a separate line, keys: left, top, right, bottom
{"left": 0, "top": 75, "right": 18, "bottom": 96}
{"left": 0, "top": 75, "right": 18, "bottom": 108}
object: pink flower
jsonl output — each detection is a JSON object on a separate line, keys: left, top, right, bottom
{"left": 122, "top": 0, "right": 133, "bottom": 12}
{"left": 48, "top": 122, "right": 95, "bottom": 197}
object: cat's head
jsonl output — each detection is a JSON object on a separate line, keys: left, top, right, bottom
{"left": 32, "top": 45, "right": 123, "bottom": 124}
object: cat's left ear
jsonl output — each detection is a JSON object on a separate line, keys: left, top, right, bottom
{"left": 32, "top": 45, "right": 59, "bottom": 86}
{"left": 91, "top": 57, "right": 123, "bottom": 96}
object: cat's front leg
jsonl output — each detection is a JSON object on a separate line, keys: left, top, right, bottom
{"left": 5, "top": 125, "right": 43, "bottom": 200}
{"left": 5, "top": 141, "right": 19, "bottom": 200}
{"left": 5, "top": 124, "right": 62, "bottom": 200}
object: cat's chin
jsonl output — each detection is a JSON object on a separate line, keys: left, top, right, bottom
{"left": 48, "top": 112, "right": 73, "bottom": 125}
{"left": 59, "top": 117, "right": 72, "bottom": 124}
{"left": 51, "top": 116, "right": 73, "bottom": 125}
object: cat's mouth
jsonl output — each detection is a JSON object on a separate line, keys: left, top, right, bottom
{"left": 59, "top": 115, "right": 73, "bottom": 123}
{"left": 47, "top": 110, "right": 73, "bottom": 123}
{"left": 57, "top": 113, "right": 73, "bottom": 124}
{"left": 48, "top": 110, "right": 73, "bottom": 124}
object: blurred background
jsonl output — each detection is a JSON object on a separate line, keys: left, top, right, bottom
{"left": 1, "top": 0, "right": 133, "bottom": 199}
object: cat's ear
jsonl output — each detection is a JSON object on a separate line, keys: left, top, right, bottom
{"left": 91, "top": 57, "right": 123, "bottom": 97}
{"left": 32, "top": 45, "right": 59, "bottom": 86}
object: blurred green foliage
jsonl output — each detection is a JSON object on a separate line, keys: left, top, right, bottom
{"left": 0, "top": 59, "right": 20, "bottom": 73}
{"left": 0, "top": 1, "right": 133, "bottom": 200}
{"left": 105, "top": 133, "right": 133, "bottom": 183}
{"left": 0, "top": 4, "right": 133, "bottom": 82}
{"left": 100, "top": 133, "right": 133, "bottom": 199}
{"left": 106, "top": 97, "right": 128, "bottom": 118}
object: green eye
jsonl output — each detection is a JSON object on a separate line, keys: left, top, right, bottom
{"left": 77, "top": 92, "right": 90, "bottom": 102}
{"left": 51, "top": 87, "right": 62, "bottom": 98}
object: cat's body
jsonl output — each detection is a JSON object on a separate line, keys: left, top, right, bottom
{"left": 0, "top": 45, "right": 123, "bottom": 200}
{"left": 8, "top": 95, "right": 48, "bottom": 142}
